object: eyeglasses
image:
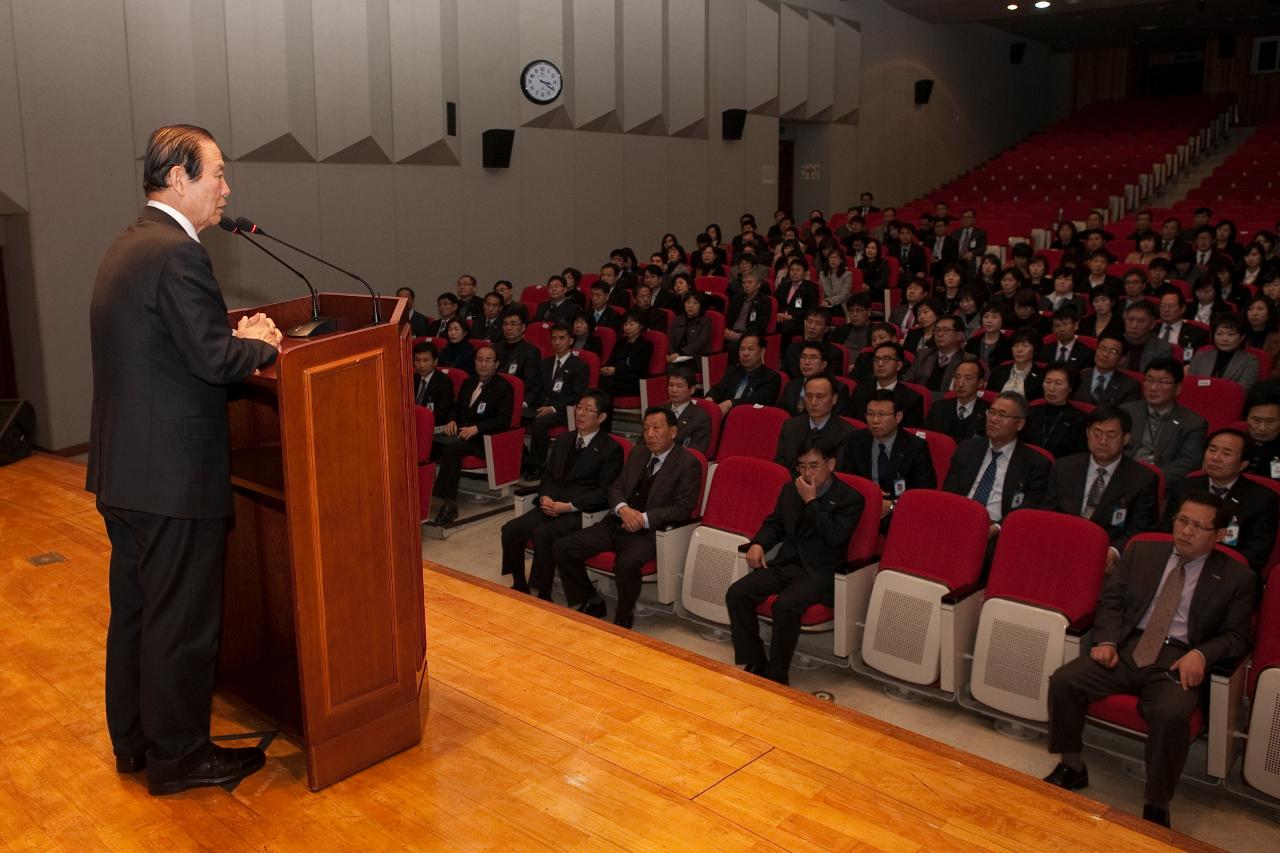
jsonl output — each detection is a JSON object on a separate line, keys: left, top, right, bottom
{"left": 574, "top": 404, "right": 600, "bottom": 415}
{"left": 1088, "top": 428, "right": 1125, "bottom": 441}
{"left": 871, "top": 355, "right": 900, "bottom": 364}
{"left": 986, "top": 409, "right": 1024, "bottom": 421}
{"left": 795, "top": 461, "right": 828, "bottom": 472}
{"left": 1173, "top": 515, "right": 1216, "bottom": 533}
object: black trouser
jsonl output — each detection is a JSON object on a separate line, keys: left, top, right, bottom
{"left": 1048, "top": 637, "right": 1202, "bottom": 807}
{"left": 500, "top": 507, "right": 582, "bottom": 596}
{"left": 431, "top": 435, "right": 485, "bottom": 502}
{"left": 726, "top": 563, "right": 829, "bottom": 685}
{"left": 101, "top": 502, "right": 227, "bottom": 772}
{"left": 553, "top": 517, "right": 655, "bottom": 621}
{"left": 526, "top": 411, "right": 567, "bottom": 474}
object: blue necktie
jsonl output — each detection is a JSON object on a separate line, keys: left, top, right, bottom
{"left": 734, "top": 374, "right": 750, "bottom": 399}
{"left": 972, "top": 449, "right": 1003, "bottom": 507}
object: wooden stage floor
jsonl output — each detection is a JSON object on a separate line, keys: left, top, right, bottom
{"left": 0, "top": 454, "right": 1218, "bottom": 852}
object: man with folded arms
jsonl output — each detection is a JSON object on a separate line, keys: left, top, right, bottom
{"left": 1044, "top": 493, "right": 1254, "bottom": 829}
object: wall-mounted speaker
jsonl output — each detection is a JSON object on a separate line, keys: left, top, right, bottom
{"left": 446, "top": 102, "right": 457, "bottom": 137}
{"left": 481, "top": 129, "right": 514, "bottom": 169}
{"left": 1219, "top": 35, "right": 1236, "bottom": 59}
{"left": 914, "top": 79, "right": 934, "bottom": 106}
{"left": 1010, "top": 42, "right": 1027, "bottom": 65}
{"left": 722, "top": 108, "right": 747, "bottom": 140}
{"left": 0, "top": 399, "right": 35, "bottom": 466}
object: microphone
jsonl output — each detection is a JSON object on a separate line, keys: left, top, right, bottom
{"left": 219, "top": 217, "right": 337, "bottom": 338}
{"left": 234, "top": 217, "right": 382, "bottom": 325}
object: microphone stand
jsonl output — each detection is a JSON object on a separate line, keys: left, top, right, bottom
{"left": 228, "top": 225, "right": 337, "bottom": 337}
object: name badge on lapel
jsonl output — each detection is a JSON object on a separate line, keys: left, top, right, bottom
{"left": 552, "top": 380, "right": 564, "bottom": 392}
{"left": 1011, "top": 492, "right": 1025, "bottom": 509}
{"left": 477, "top": 402, "right": 487, "bottom": 414}
{"left": 749, "top": 311, "right": 757, "bottom": 322}
{"left": 508, "top": 362, "right": 518, "bottom": 373}
{"left": 1110, "top": 507, "right": 1127, "bottom": 527}
{"left": 427, "top": 402, "right": 435, "bottom": 411}
{"left": 893, "top": 479, "right": 906, "bottom": 497}
{"left": 1271, "top": 458, "right": 1280, "bottom": 479}
{"left": 794, "top": 298, "right": 804, "bottom": 309}
{"left": 1224, "top": 517, "right": 1240, "bottom": 547}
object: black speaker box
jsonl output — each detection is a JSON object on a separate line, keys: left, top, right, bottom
{"left": 481, "top": 129, "right": 514, "bottom": 169}
{"left": 914, "top": 79, "right": 934, "bottom": 106}
{"left": 1219, "top": 35, "right": 1236, "bottom": 60}
{"left": 0, "top": 399, "right": 35, "bottom": 466}
{"left": 1010, "top": 42, "right": 1027, "bottom": 65}
{"left": 722, "top": 108, "right": 747, "bottom": 140}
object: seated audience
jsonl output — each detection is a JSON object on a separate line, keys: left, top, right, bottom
{"left": 553, "top": 407, "right": 702, "bottom": 628}
{"left": 600, "top": 310, "right": 654, "bottom": 398}
{"left": 779, "top": 344, "right": 850, "bottom": 417}
{"left": 923, "top": 357, "right": 989, "bottom": 442}
{"left": 438, "top": 317, "right": 476, "bottom": 375}
{"left": 431, "top": 292, "right": 460, "bottom": 337}
{"left": 848, "top": 341, "right": 925, "bottom": 427}
{"left": 782, "top": 308, "right": 843, "bottom": 376}
{"left": 666, "top": 291, "right": 713, "bottom": 362}
{"left": 1122, "top": 300, "right": 1175, "bottom": 373}
{"left": 1075, "top": 333, "right": 1142, "bottom": 406}
{"left": 533, "top": 275, "right": 577, "bottom": 324}
{"left": 397, "top": 286, "right": 431, "bottom": 337}
{"left": 430, "top": 346, "right": 513, "bottom": 526}
{"left": 723, "top": 268, "right": 772, "bottom": 354}
{"left": 495, "top": 309, "right": 543, "bottom": 416}
{"left": 707, "top": 334, "right": 782, "bottom": 416}
{"left": 1187, "top": 314, "right": 1259, "bottom": 393}
{"left": 412, "top": 340, "right": 453, "bottom": 414}
{"left": 471, "top": 291, "right": 505, "bottom": 342}
{"left": 586, "top": 281, "right": 622, "bottom": 332}
{"left": 775, "top": 256, "right": 819, "bottom": 340}
{"left": 1244, "top": 397, "right": 1280, "bottom": 477}
{"left": 988, "top": 328, "right": 1046, "bottom": 402}
{"left": 664, "top": 366, "right": 711, "bottom": 454}
{"left": 839, "top": 389, "right": 936, "bottom": 529}
{"left": 965, "top": 303, "right": 1013, "bottom": 370}
{"left": 1039, "top": 306, "right": 1093, "bottom": 370}
{"left": 1153, "top": 287, "right": 1207, "bottom": 359}
{"left": 774, "top": 375, "right": 856, "bottom": 471}
{"left": 1044, "top": 492, "right": 1254, "bottom": 829}
{"left": 1023, "top": 364, "right": 1088, "bottom": 458}
{"left": 1121, "top": 357, "right": 1207, "bottom": 485}
{"left": 726, "top": 438, "right": 864, "bottom": 685}
{"left": 905, "top": 313, "right": 965, "bottom": 393}
{"left": 525, "top": 323, "right": 590, "bottom": 480}
{"left": 500, "top": 391, "right": 624, "bottom": 598}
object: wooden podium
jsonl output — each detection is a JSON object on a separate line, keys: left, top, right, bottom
{"left": 219, "top": 293, "right": 426, "bottom": 790}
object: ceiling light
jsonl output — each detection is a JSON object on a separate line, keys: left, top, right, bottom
{"left": 1007, "top": 3, "right": 1019, "bottom": 8}
{"left": 1035, "top": 0, "right": 1051, "bottom": 7}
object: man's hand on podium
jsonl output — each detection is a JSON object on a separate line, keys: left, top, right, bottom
{"left": 234, "top": 312, "right": 283, "bottom": 350}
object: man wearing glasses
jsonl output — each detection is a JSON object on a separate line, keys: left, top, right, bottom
{"left": 500, "top": 391, "right": 624, "bottom": 598}
{"left": 1044, "top": 493, "right": 1254, "bottom": 830}
{"left": 848, "top": 341, "right": 925, "bottom": 427}
{"left": 904, "top": 313, "right": 965, "bottom": 393}
{"left": 942, "top": 391, "right": 1051, "bottom": 550}
{"left": 1121, "top": 357, "right": 1207, "bottom": 485}
{"left": 774, "top": 375, "right": 856, "bottom": 471}
{"left": 1046, "top": 405, "right": 1160, "bottom": 570}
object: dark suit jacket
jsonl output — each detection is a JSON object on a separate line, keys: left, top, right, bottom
{"left": 1047, "top": 454, "right": 1159, "bottom": 551}
{"left": 923, "top": 396, "right": 989, "bottom": 443}
{"left": 1157, "top": 321, "right": 1209, "bottom": 354}
{"left": 667, "top": 314, "right": 713, "bottom": 357}
{"left": 668, "top": 402, "right": 712, "bottom": 454}
{"left": 588, "top": 306, "right": 622, "bottom": 332}
{"left": 1120, "top": 401, "right": 1207, "bottom": 483}
{"left": 848, "top": 381, "right": 925, "bottom": 428}
{"left": 533, "top": 353, "right": 589, "bottom": 413}
{"left": 779, "top": 374, "right": 850, "bottom": 417}
{"left": 1163, "top": 475, "right": 1279, "bottom": 575}
{"left": 773, "top": 415, "right": 857, "bottom": 471}
{"left": 893, "top": 243, "right": 927, "bottom": 283}
{"left": 838, "top": 429, "right": 937, "bottom": 493}
{"left": 1074, "top": 369, "right": 1142, "bottom": 406}
{"left": 988, "top": 362, "right": 1045, "bottom": 402}
{"left": 1039, "top": 339, "right": 1094, "bottom": 371}
{"left": 609, "top": 444, "right": 701, "bottom": 531}
{"left": 605, "top": 285, "right": 631, "bottom": 309}
{"left": 404, "top": 308, "right": 431, "bottom": 338}
{"left": 539, "top": 431, "right": 624, "bottom": 512}
{"left": 943, "top": 437, "right": 1052, "bottom": 520}
{"left": 495, "top": 340, "right": 543, "bottom": 408}
{"left": 469, "top": 315, "right": 504, "bottom": 342}
{"left": 87, "top": 206, "right": 277, "bottom": 519}
{"left": 413, "top": 371, "right": 454, "bottom": 414}
{"left": 456, "top": 295, "right": 485, "bottom": 324}
{"left": 1093, "top": 540, "right": 1254, "bottom": 668}
{"left": 603, "top": 336, "right": 654, "bottom": 394}
{"left": 725, "top": 292, "right": 773, "bottom": 338}
{"left": 903, "top": 348, "right": 963, "bottom": 393}
{"left": 964, "top": 334, "right": 1013, "bottom": 369}
{"left": 782, "top": 340, "right": 843, "bottom": 378}
{"left": 533, "top": 299, "right": 577, "bottom": 324}
{"left": 451, "top": 375, "right": 514, "bottom": 434}
{"left": 927, "top": 235, "right": 959, "bottom": 276}
{"left": 1024, "top": 403, "right": 1089, "bottom": 458}
{"left": 709, "top": 364, "right": 782, "bottom": 408}
{"left": 950, "top": 225, "right": 988, "bottom": 258}
{"left": 751, "top": 476, "right": 864, "bottom": 593}
{"left": 775, "top": 279, "right": 819, "bottom": 319}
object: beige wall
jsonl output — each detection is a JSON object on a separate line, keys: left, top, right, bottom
{"left": 0, "top": 0, "right": 1070, "bottom": 448}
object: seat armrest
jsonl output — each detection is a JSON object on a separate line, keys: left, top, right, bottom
{"left": 737, "top": 542, "right": 751, "bottom": 554}
{"left": 1066, "top": 612, "right": 1094, "bottom": 634}
{"left": 658, "top": 516, "right": 701, "bottom": 533}
{"left": 1210, "top": 655, "right": 1247, "bottom": 679}
{"left": 514, "top": 486, "right": 539, "bottom": 497}
{"left": 941, "top": 582, "right": 984, "bottom": 606}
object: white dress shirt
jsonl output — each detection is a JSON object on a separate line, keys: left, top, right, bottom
{"left": 146, "top": 200, "right": 200, "bottom": 243}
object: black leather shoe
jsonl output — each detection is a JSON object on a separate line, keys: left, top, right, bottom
{"left": 743, "top": 662, "right": 767, "bottom": 676}
{"left": 576, "top": 597, "right": 607, "bottom": 620}
{"left": 431, "top": 503, "right": 458, "bottom": 526}
{"left": 1142, "top": 804, "right": 1171, "bottom": 828}
{"left": 1043, "top": 762, "right": 1089, "bottom": 791}
{"left": 147, "top": 745, "right": 266, "bottom": 796}
{"left": 115, "top": 753, "right": 146, "bottom": 773}
{"left": 612, "top": 611, "right": 634, "bottom": 629}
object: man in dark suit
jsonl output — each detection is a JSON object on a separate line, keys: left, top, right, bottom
{"left": 840, "top": 390, "right": 936, "bottom": 530}
{"left": 708, "top": 334, "right": 782, "bottom": 416}
{"left": 665, "top": 366, "right": 712, "bottom": 454}
{"left": 1044, "top": 493, "right": 1255, "bottom": 828}
{"left": 1122, "top": 301, "right": 1175, "bottom": 373}
{"left": 923, "top": 358, "right": 989, "bottom": 442}
{"left": 727, "top": 437, "right": 864, "bottom": 685}
{"left": 856, "top": 192, "right": 880, "bottom": 217}
{"left": 430, "top": 293, "right": 460, "bottom": 338}
{"left": 396, "top": 286, "right": 432, "bottom": 338}
{"left": 470, "top": 292, "right": 505, "bottom": 342}
{"left": 1039, "top": 307, "right": 1094, "bottom": 370}
{"left": 599, "top": 263, "right": 631, "bottom": 309}
{"left": 455, "top": 274, "right": 485, "bottom": 323}
{"left": 781, "top": 309, "right": 843, "bottom": 377}
{"left": 943, "top": 391, "right": 1052, "bottom": 543}
{"left": 1244, "top": 398, "right": 1280, "bottom": 479}
{"left": 1075, "top": 333, "right": 1143, "bottom": 407}
{"left": 431, "top": 345, "right": 515, "bottom": 526}
{"left": 525, "top": 323, "right": 591, "bottom": 480}
{"left": 494, "top": 308, "right": 543, "bottom": 418}
{"left": 893, "top": 224, "right": 928, "bottom": 284}
{"left": 586, "top": 282, "right": 622, "bottom": 332}
{"left": 774, "top": 375, "right": 857, "bottom": 471}
{"left": 848, "top": 342, "right": 925, "bottom": 428}
{"left": 1122, "top": 358, "right": 1208, "bottom": 485}
{"left": 87, "top": 125, "right": 280, "bottom": 795}
{"left": 951, "top": 208, "right": 988, "bottom": 271}
{"left": 1047, "top": 405, "right": 1160, "bottom": 567}
{"left": 779, "top": 344, "right": 850, "bottom": 417}
{"left": 723, "top": 268, "right": 772, "bottom": 355}
{"left": 553, "top": 407, "right": 702, "bottom": 628}
{"left": 533, "top": 275, "right": 577, "bottom": 324}
{"left": 927, "top": 217, "right": 959, "bottom": 279}
{"left": 412, "top": 341, "right": 454, "bottom": 415}
{"left": 904, "top": 314, "right": 965, "bottom": 393}
{"left": 1162, "top": 429, "right": 1279, "bottom": 577}
{"left": 500, "top": 391, "right": 624, "bottom": 598}
{"left": 1154, "top": 288, "right": 1207, "bottom": 360}
{"left": 775, "top": 257, "right": 820, "bottom": 340}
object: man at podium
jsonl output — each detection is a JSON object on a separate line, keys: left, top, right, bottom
{"left": 87, "top": 124, "right": 282, "bottom": 796}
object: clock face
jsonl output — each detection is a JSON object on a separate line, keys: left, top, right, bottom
{"left": 521, "top": 59, "right": 562, "bottom": 106}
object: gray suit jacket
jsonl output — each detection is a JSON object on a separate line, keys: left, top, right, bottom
{"left": 1120, "top": 401, "right": 1207, "bottom": 484}
{"left": 1187, "top": 349, "right": 1259, "bottom": 393}
{"left": 1126, "top": 336, "right": 1175, "bottom": 373}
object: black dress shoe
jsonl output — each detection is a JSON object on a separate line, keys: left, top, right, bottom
{"left": 115, "top": 753, "right": 146, "bottom": 773}
{"left": 1142, "top": 804, "right": 1171, "bottom": 828}
{"left": 612, "top": 611, "right": 634, "bottom": 630}
{"left": 743, "top": 662, "right": 767, "bottom": 676}
{"left": 1043, "top": 762, "right": 1089, "bottom": 791}
{"left": 431, "top": 503, "right": 458, "bottom": 526}
{"left": 147, "top": 745, "right": 266, "bottom": 796}
{"left": 576, "top": 597, "right": 607, "bottom": 620}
